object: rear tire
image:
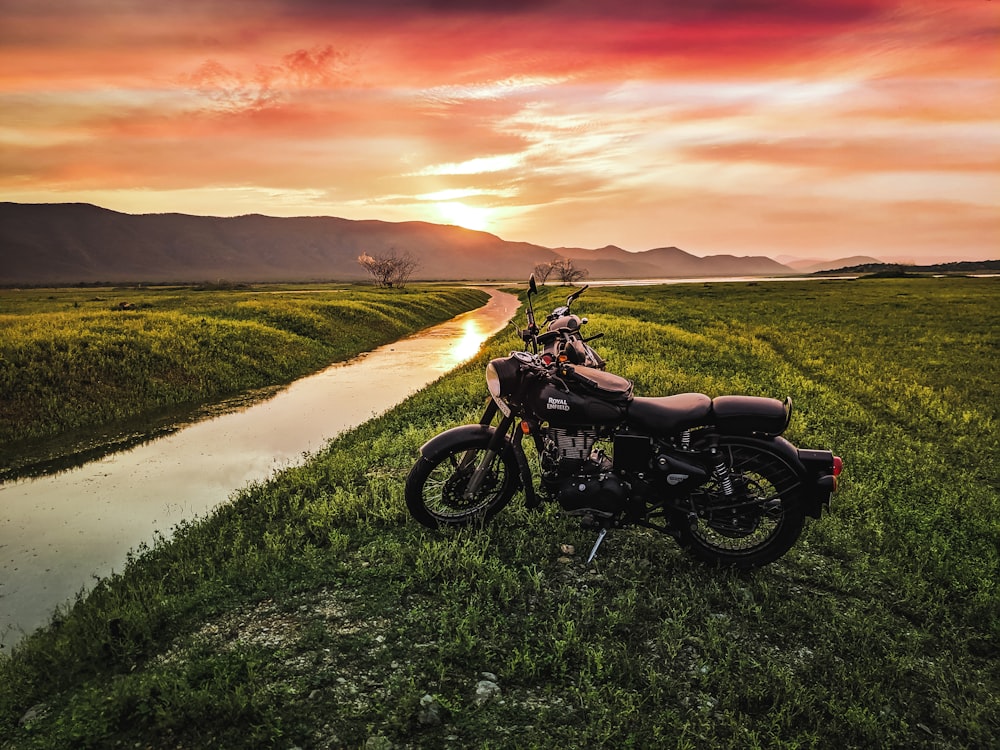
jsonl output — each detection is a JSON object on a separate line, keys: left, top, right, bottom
{"left": 405, "top": 430, "right": 518, "bottom": 528}
{"left": 676, "top": 438, "right": 805, "bottom": 569}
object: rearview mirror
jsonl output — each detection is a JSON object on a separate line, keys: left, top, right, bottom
{"left": 528, "top": 274, "right": 538, "bottom": 295}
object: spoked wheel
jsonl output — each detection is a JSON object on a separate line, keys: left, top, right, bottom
{"left": 676, "top": 439, "right": 805, "bottom": 569}
{"left": 405, "top": 431, "right": 517, "bottom": 528}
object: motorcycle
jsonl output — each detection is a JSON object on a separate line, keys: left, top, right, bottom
{"left": 404, "top": 276, "right": 842, "bottom": 568}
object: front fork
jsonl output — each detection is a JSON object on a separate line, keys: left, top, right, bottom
{"left": 461, "top": 402, "right": 514, "bottom": 500}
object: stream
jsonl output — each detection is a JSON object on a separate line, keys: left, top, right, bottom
{"left": 0, "top": 289, "right": 519, "bottom": 647}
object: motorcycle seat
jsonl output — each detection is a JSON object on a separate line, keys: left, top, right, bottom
{"left": 627, "top": 393, "right": 712, "bottom": 434}
{"left": 712, "top": 395, "right": 791, "bottom": 436}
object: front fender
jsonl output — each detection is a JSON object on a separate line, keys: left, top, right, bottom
{"left": 420, "top": 424, "right": 496, "bottom": 461}
{"left": 419, "top": 424, "right": 537, "bottom": 508}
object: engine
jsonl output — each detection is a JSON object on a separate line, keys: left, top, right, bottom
{"left": 547, "top": 426, "right": 599, "bottom": 464}
{"left": 540, "top": 426, "right": 626, "bottom": 515}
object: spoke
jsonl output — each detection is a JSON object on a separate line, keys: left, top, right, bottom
{"left": 691, "top": 448, "right": 787, "bottom": 551}
{"left": 421, "top": 447, "right": 508, "bottom": 520}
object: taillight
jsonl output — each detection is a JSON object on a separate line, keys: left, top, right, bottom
{"left": 833, "top": 456, "right": 844, "bottom": 477}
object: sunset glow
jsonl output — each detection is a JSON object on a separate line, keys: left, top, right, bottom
{"left": 435, "top": 202, "right": 493, "bottom": 232}
{"left": 0, "top": 0, "right": 997, "bottom": 262}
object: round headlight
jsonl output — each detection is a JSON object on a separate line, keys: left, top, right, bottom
{"left": 486, "top": 360, "right": 503, "bottom": 402}
{"left": 485, "top": 356, "right": 521, "bottom": 417}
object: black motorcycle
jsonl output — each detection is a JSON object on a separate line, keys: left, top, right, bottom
{"left": 405, "top": 276, "right": 842, "bottom": 568}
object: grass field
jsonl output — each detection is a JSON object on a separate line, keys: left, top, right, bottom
{"left": 0, "top": 284, "right": 488, "bottom": 475}
{"left": 0, "top": 277, "right": 997, "bottom": 749}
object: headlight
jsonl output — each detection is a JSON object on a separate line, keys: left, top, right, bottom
{"left": 485, "top": 360, "right": 503, "bottom": 400}
{"left": 486, "top": 357, "right": 519, "bottom": 417}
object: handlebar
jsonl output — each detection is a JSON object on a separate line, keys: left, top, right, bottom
{"left": 523, "top": 276, "right": 597, "bottom": 360}
{"left": 566, "top": 284, "right": 589, "bottom": 306}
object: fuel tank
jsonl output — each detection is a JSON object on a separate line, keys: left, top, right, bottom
{"left": 526, "top": 382, "right": 625, "bottom": 426}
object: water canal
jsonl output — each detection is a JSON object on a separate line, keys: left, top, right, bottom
{"left": 0, "top": 288, "right": 520, "bottom": 646}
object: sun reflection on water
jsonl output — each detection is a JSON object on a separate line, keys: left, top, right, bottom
{"left": 447, "top": 318, "right": 485, "bottom": 367}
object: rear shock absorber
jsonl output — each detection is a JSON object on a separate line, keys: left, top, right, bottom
{"left": 711, "top": 448, "right": 735, "bottom": 496}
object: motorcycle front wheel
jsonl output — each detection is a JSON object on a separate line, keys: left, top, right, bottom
{"left": 405, "top": 430, "right": 518, "bottom": 528}
{"left": 676, "top": 438, "right": 805, "bottom": 570}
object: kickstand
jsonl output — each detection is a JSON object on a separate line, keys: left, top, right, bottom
{"left": 586, "top": 527, "right": 609, "bottom": 564}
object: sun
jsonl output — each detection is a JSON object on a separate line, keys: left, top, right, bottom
{"left": 435, "top": 201, "right": 491, "bottom": 232}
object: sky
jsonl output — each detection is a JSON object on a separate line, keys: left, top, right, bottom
{"left": 1, "top": 0, "right": 997, "bottom": 263}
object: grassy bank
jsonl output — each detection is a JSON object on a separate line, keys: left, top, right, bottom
{"left": 1, "top": 277, "right": 997, "bottom": 748}
{"left": 0, "top": 284, "right": 488, "bottom": 456}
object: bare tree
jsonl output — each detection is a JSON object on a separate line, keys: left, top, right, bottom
{"left": 551, "top": 257, "right": 588, "bottom": 285}
{"left": 532, "top": 262, "right": 554, "bottom": 285}
{"left": 386, "top": 251, "right": 418, "bottom": 288}
{"left": 358, "top": 249, "right": 420, "bottom": 288}
{"left": 357, "top": 252, "right": 388, "bottom": 286}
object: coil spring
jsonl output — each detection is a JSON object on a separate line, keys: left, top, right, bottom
{"left": 712, "top": 459, "right": 734, "bottom": 496}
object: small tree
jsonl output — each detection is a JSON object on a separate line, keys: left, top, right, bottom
{"left": 551, "top": 257, "right": 588, "bottom": 285}
{"left": 358, "top": 249, "right": 419, "bottom": 288}
{"left": 533, "top": 262, "right": 554, "bottom": 285}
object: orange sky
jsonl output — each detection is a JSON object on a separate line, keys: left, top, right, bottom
{"left": 1, "top": 0, "right": 997, "bottom": 262}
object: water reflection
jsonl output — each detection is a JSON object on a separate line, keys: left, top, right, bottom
{"left": 448, "top": 318, "right": 489, "bottom": 368}
{"left": 0, "top": 288, "right": 519, "bottom": 646}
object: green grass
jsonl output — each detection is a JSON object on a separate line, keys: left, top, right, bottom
{"left": 0, "top": 284, "right": 489, "bottom": 466}
{"left": 0, "top": 277, "right": 997, "bottom": 749}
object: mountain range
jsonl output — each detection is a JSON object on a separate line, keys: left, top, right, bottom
{"left": 0, "top": 202, "right": 874, "bottom": 285}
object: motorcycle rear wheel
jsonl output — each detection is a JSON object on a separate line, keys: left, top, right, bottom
{"left": 405, "top": 431, "right": 517, "bottom": 528}
{"left": 676, "top": 439, "right": 805, "bottom": 569}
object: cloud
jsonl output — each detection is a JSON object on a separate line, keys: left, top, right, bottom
{"left": 682, "top": 134, "right": 1000, "bottom": 176}
{"left": 179, "top": 45, "right": 353, "bottom": 114}
{"left": 259, "top": 0, "right": 891, "bottom": 23}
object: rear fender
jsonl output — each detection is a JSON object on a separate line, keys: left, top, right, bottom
{"left": 767, "top": 436, "right": 837, "bottom": 518}
{"left": 710, "top": 435, "right": 835, "bottom": 519}
{"left": 796, "top": 447, "right": 839, "bottom": 518}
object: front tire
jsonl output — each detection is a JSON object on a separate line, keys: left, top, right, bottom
{"left": 405, "top": 430, "right": 518, "bottom": 528}
{"left": 676, "top": 438, "right": 806, "bottom": 569}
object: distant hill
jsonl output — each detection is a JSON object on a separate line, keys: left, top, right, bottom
{"left": 0, "top": 202, "right": 801, "bottom": 284}
{"left": 816, "top": 259, "right": 1000, "bottom": 276}
{"left": 781, "top": 255, "right": 882, "bottom": 273}
{"left": 556, "top": 244, "right": 790, "bottom": 278}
